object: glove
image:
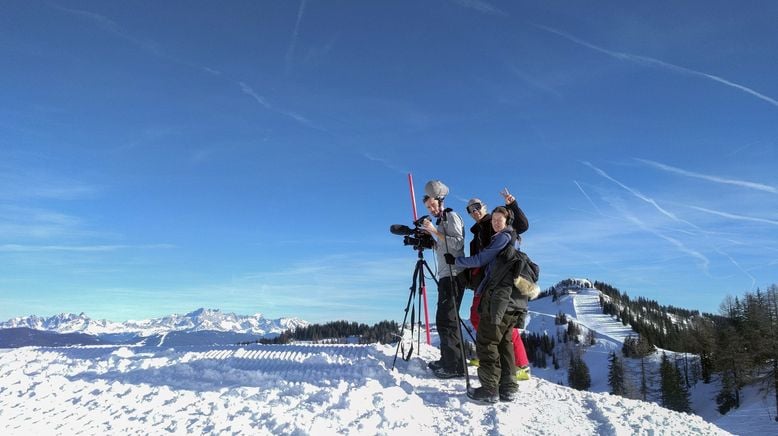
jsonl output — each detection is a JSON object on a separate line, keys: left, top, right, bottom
{"left": 444, "top": 253, "right": 456, "bottom": 265}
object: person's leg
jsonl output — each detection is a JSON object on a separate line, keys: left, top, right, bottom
{"left": 435, "top": 276, "right": 462, "bottom": 371}
{"left": 512, "top": 328, "right": 529, "bottom": 368}
{"left": 475, "top": 309, "right": 501, "bottom": 392}
{"left": 468, "top": 293, "right": 481, "bottom": 365}
{"left": 498, "top": 315, "right": 518, "bottom": 394}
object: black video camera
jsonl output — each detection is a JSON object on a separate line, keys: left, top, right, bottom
{"left": 390, "top": 216, "right": 435, "bottom": 250}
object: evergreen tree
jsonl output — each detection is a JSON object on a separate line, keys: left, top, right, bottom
{"left": 608, "top": 351, "right": 626, "bottom": 396}
{"left": 713, "top": 296, "right": 752, "bottom": 410}
{"left": 639, "top": 353, "right": 649, "bottom": 401}
{"left": 764, "top": 285, "right": 778, "bottom": 421}
{"left": 716, "top": 370, "right": 738, "bottom": 414}
{"left": 568, "top": 352, "right": 591, "bottom": 391}
{"left": 660, "top": 353, "right": 691, "bottom": 412}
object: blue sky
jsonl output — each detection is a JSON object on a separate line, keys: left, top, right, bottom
{"left": 2, "top": 0, "right": 777, "bottom": 323}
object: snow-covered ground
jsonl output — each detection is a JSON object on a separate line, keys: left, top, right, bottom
{"left": 3, "top": 287, "right": 774, "bottom": 434}
{"left": 0, "top": 341, "right": 728, "bottom": 435}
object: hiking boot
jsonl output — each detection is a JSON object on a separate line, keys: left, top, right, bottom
{"left": 468, "top": 358, "right": 480, "bottom": 367}
{"left": 427, "top": 359, "right": 444, "bottom": 371}
{"left": 432, "top": 366, "right": 465, "bottom": 379}
{"left": 467, "top": 387, "right": 499, "bottom": 404}
{"left": 516, "top": 365, "right": 531, "bottom": 381}
{"left": 499, "top": 385, "right": 518, "bottom": 402}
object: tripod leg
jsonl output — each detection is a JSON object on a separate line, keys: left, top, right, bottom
{"left": 417, "top": 273, "right": 422, "bottom": 354}
{"left": 392, "top": 262, "right": 421, "bottom": 370}
{"left": 460, "top": 317, "right": 476, "bottom": 343}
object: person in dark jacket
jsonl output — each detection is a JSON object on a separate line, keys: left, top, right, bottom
{"left": 465, "top": 189, "right": 531, "bottom": 381}
{"left": 445, "top": 206, "right": 526, "bottom": 404}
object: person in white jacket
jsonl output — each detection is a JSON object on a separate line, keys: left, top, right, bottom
{"left": 420, "top": 189, "right": 467, "bottom": 379}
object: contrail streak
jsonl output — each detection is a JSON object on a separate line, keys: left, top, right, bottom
{"left": 573, "top": 180, "right": 605, "bottom": 216}
{"left": 636, "top": 158, "right": 778, "bottom": 194}
{"left": 285, "top": 0, "right": 307, "bottom": 73}
{"left": 624, "top": 215, "right": 710, "bottom": 271}
{"left": 690, "top": 205, "right": 778, "bottom": 226}
{"left": 583, "top": 161, "right": 681, "bottom": 222}
{"left": 533, "top": 24, "right": 778, "bottom": 109}
{"left": 716, "top": 248, "right": 757, "bottom": 290}
{"left": 238, "top": 82, "right": 322, "bottom": 131}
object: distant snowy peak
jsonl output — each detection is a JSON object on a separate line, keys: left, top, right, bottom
{"left": 0, "top": 309, "right": 309, "bottom": 336}
{"left": 123, "top": 308, "right": 309, "bottom": 336}
{"left": 0, "top": 312, "right": 126, "bottom": 335}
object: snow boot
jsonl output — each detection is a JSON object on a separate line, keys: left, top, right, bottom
{"left": 467, "top": 387, "right": 499, "bottom": 404}
{"left": 516, "top": 365, "right": 531, "bottom": 381}
{"left": 427, "top": 359, "right": 444, "bottom": 371}
{"left": 499, "top": 385, "right": 518, "bottom": 402}
{"left": 432, "top": 365, "right": 465, "bottom": 379}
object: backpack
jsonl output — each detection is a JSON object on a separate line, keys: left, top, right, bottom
{"left": 513, "top": 250, "right": 541, "bottom": 300}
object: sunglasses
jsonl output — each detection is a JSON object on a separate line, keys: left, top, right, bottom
{"left": 466, "top": 203, "right": 482, "bottom": 214}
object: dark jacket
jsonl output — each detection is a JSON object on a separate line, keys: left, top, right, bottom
{"left": 466, "top": 201, "right": 529, "bottom": 289}
{"left": 456, "top": 228, "right": 528, "bottom": 324}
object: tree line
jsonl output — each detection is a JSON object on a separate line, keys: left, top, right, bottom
{"left": 713, "top": 286, "right": 778, "bottom": 416}
{"left": 597, "top": 280, "right": 778, "bottom": 418}
{"left": 241, "top": 320, "right": 400, "bottom": 345}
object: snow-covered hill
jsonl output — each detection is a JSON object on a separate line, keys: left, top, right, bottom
{"left": 0, "top": 341, "right": 727, "bottom": 435}
{"left": 524, "top": 286, "right": 637, "bottom": 392}
{"left": 524, "top": 286, "right": 777, "bottom": 435}
{"left": 0, "top": 308, "right": 308, "bottom": 337}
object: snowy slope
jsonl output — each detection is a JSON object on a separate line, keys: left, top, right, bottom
{"left": 525, "top": 287, "right": 778, "bottom": 435}
{"left": 714, "top": 382, "right": 778, "bottom": 435}
{"left": 0, "top": 342, "right": 727, "bottom": 435}
{"left": 524, "top": 288, "right": 635, "bottom": 393}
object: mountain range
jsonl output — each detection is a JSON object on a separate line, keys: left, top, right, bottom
{"left": 0, "top": 308, "right": 309, "bottom": 347}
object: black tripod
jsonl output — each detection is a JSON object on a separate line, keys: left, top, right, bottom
{"left": 392, "top": 247, "right": 436, "bottom": 370}
{"left": 391, "top": 227, "right": 477, "bottom": 391}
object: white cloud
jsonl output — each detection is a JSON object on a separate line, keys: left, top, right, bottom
{"left": 0, "top": 168, "right": 99, "bottom": 201}
{"left": 0, "top": 244, "right": 173, "bottom": 253}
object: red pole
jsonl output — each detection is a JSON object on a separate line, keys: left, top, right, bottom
{"left": 408, "top": 173, "right": 419, "bottom": 221}
{"left": 408, "top": 173, "right": 432, "bottom": 345}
